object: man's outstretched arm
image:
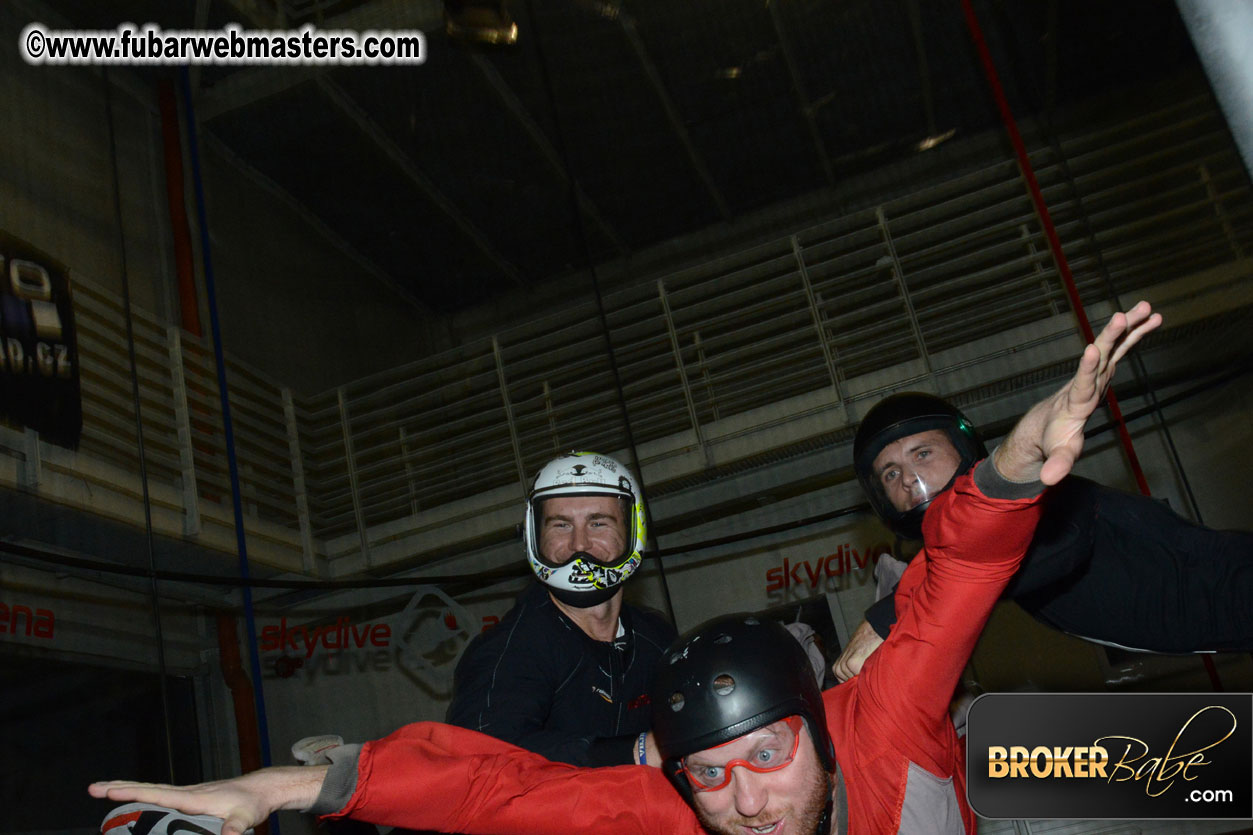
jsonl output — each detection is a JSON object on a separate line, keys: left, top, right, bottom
{"left": 91, "top": 722, "right": 693, "bottom": 834}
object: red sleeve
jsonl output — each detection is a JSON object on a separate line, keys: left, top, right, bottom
{"left": 329, "top": 722, "right": 701, "bottom": 835}
{"left": 856, "top": 463, "right": 1043, "bottom": 773}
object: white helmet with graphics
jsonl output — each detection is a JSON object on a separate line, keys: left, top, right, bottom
{"left": 524, "top": 451, "right": 647, "bottom": 607}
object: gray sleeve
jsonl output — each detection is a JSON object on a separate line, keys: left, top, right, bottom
{"left": 305, "top": 743, "right": 363, "bottom": 816}
{"left": 973, "top": 447, "right": 1045, "bottom": 500}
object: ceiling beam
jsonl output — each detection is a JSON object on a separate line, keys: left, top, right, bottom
{"left": 906, "top": 0, "right": 939, "bottom": 137}
{"left": 204, "top": 132, "right": 440, "bottom": 316}
{"left": 468, "top": 53, "right": 629, "bottom": 255}
{"left": 615, "top": 11, "right": 732, "bottom": 220}
{"left": 317, "top": 77, "right": 526, "bottom": 288}
{"left": 191, "top": 0, "right": 505, "bottom": 308}
{"left": 218, "top": 0, "right": 521, "bottom": 289}
{"left": 196, "top": 65, "right": 333, "bottom": 122}
{"left": 1045, "top": 0, "right": 1059, "bottom": 119}
{"left": 188, "top": 0, "right": 213, "bottom": 93}
{"left": 767, "top": 0, "right": 836, "bottom": 187}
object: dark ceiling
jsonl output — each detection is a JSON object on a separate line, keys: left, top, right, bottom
{"left": 40, "top": 0, "right": 1202, "bottom": 314}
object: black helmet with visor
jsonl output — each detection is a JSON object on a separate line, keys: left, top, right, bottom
{"left": 853, "top": 392, "right": 987, "bottom": 540}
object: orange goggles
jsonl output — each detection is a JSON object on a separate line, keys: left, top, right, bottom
{"left": 678, "top": 715, "right": 804, "bottom": 792}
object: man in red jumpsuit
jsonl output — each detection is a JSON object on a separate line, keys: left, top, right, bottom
{"left": 89, "top": 301, "right": 1159, "bottom": 835}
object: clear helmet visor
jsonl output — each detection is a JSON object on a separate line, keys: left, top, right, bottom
{"left": 530, "top": 493, "right": 635, "bottom": 570}
{"left": 857, "top": 421, "right": 985, "bottom": 540}
{"left": 870, "top": 443, "right": 962, "bottom": 516}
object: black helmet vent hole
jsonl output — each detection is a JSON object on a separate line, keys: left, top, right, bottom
{"left": 669, "top": 691, "right": 685, "bottom": 712}
{"left": 713, "top": 674, "right": 735, "bottom": 696}
{"left": 744, "top": 617, "right": 759, "bottom": 626}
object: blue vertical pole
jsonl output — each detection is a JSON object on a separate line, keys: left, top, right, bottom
{"left": 176, "top": 68, "right": 280, "bottom": 812}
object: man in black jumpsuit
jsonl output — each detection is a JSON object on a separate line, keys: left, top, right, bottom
{"left": 834, "top": 392, "right": 1253, "bottom": 679}
{"left": 446, "top": 451, "right": 675, "bottom": 766}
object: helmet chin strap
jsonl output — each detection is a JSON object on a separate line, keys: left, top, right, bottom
{"left": 543, "top": 550, "right": 628, "bottom": 608}
{"left": 548, "top": 584, "right": 619, "bottom": 607}
{"left": 815, "top": 798, "right": 834, "bottom": 835}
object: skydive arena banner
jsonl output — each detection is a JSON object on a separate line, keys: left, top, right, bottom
{"left": 967, "top": 693, "right": 1253, "bottom": 820}
{"left": 0, "top": 235, "right": 81, "bottom": 449}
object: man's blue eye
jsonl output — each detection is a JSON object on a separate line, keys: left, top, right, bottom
{"left": 755, "top": 748, "right": 776, "bottom": 764}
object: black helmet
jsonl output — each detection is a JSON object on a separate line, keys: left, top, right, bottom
{"left": 650, "top": 614, "right": 835, "bottom": 803}
{"left": 853, "top": 392, "right": 987, "bottom": 540}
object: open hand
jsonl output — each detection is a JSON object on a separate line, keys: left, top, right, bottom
{"left": 996, "top": 301, "right": 1161, "bottom": 485}
{"left": 90, "top": 766, "right": 326, "bottom": 835}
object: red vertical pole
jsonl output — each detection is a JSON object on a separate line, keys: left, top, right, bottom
{"left": 960, "top": 0, "right": 1223, "bottom": 691}
{"left": 959, "top": 0, "right": 1150, "bottom": 497}
{"left": 157, "top": 80, "right": 202, "bottom": 338}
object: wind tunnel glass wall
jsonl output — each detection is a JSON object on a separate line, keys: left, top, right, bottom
{"left": 2, "top": 1, "right": 1253, "bottom": 833}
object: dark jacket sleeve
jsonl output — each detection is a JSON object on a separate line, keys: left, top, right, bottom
{"left": 1002, "top": 475, "right": 1099, "bottom": 597}
{"left": 864, "top": 474, "right": 1101, "bottom": 638}
{"left": 864, "top": 591, "right": 897, "bottom": 640}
